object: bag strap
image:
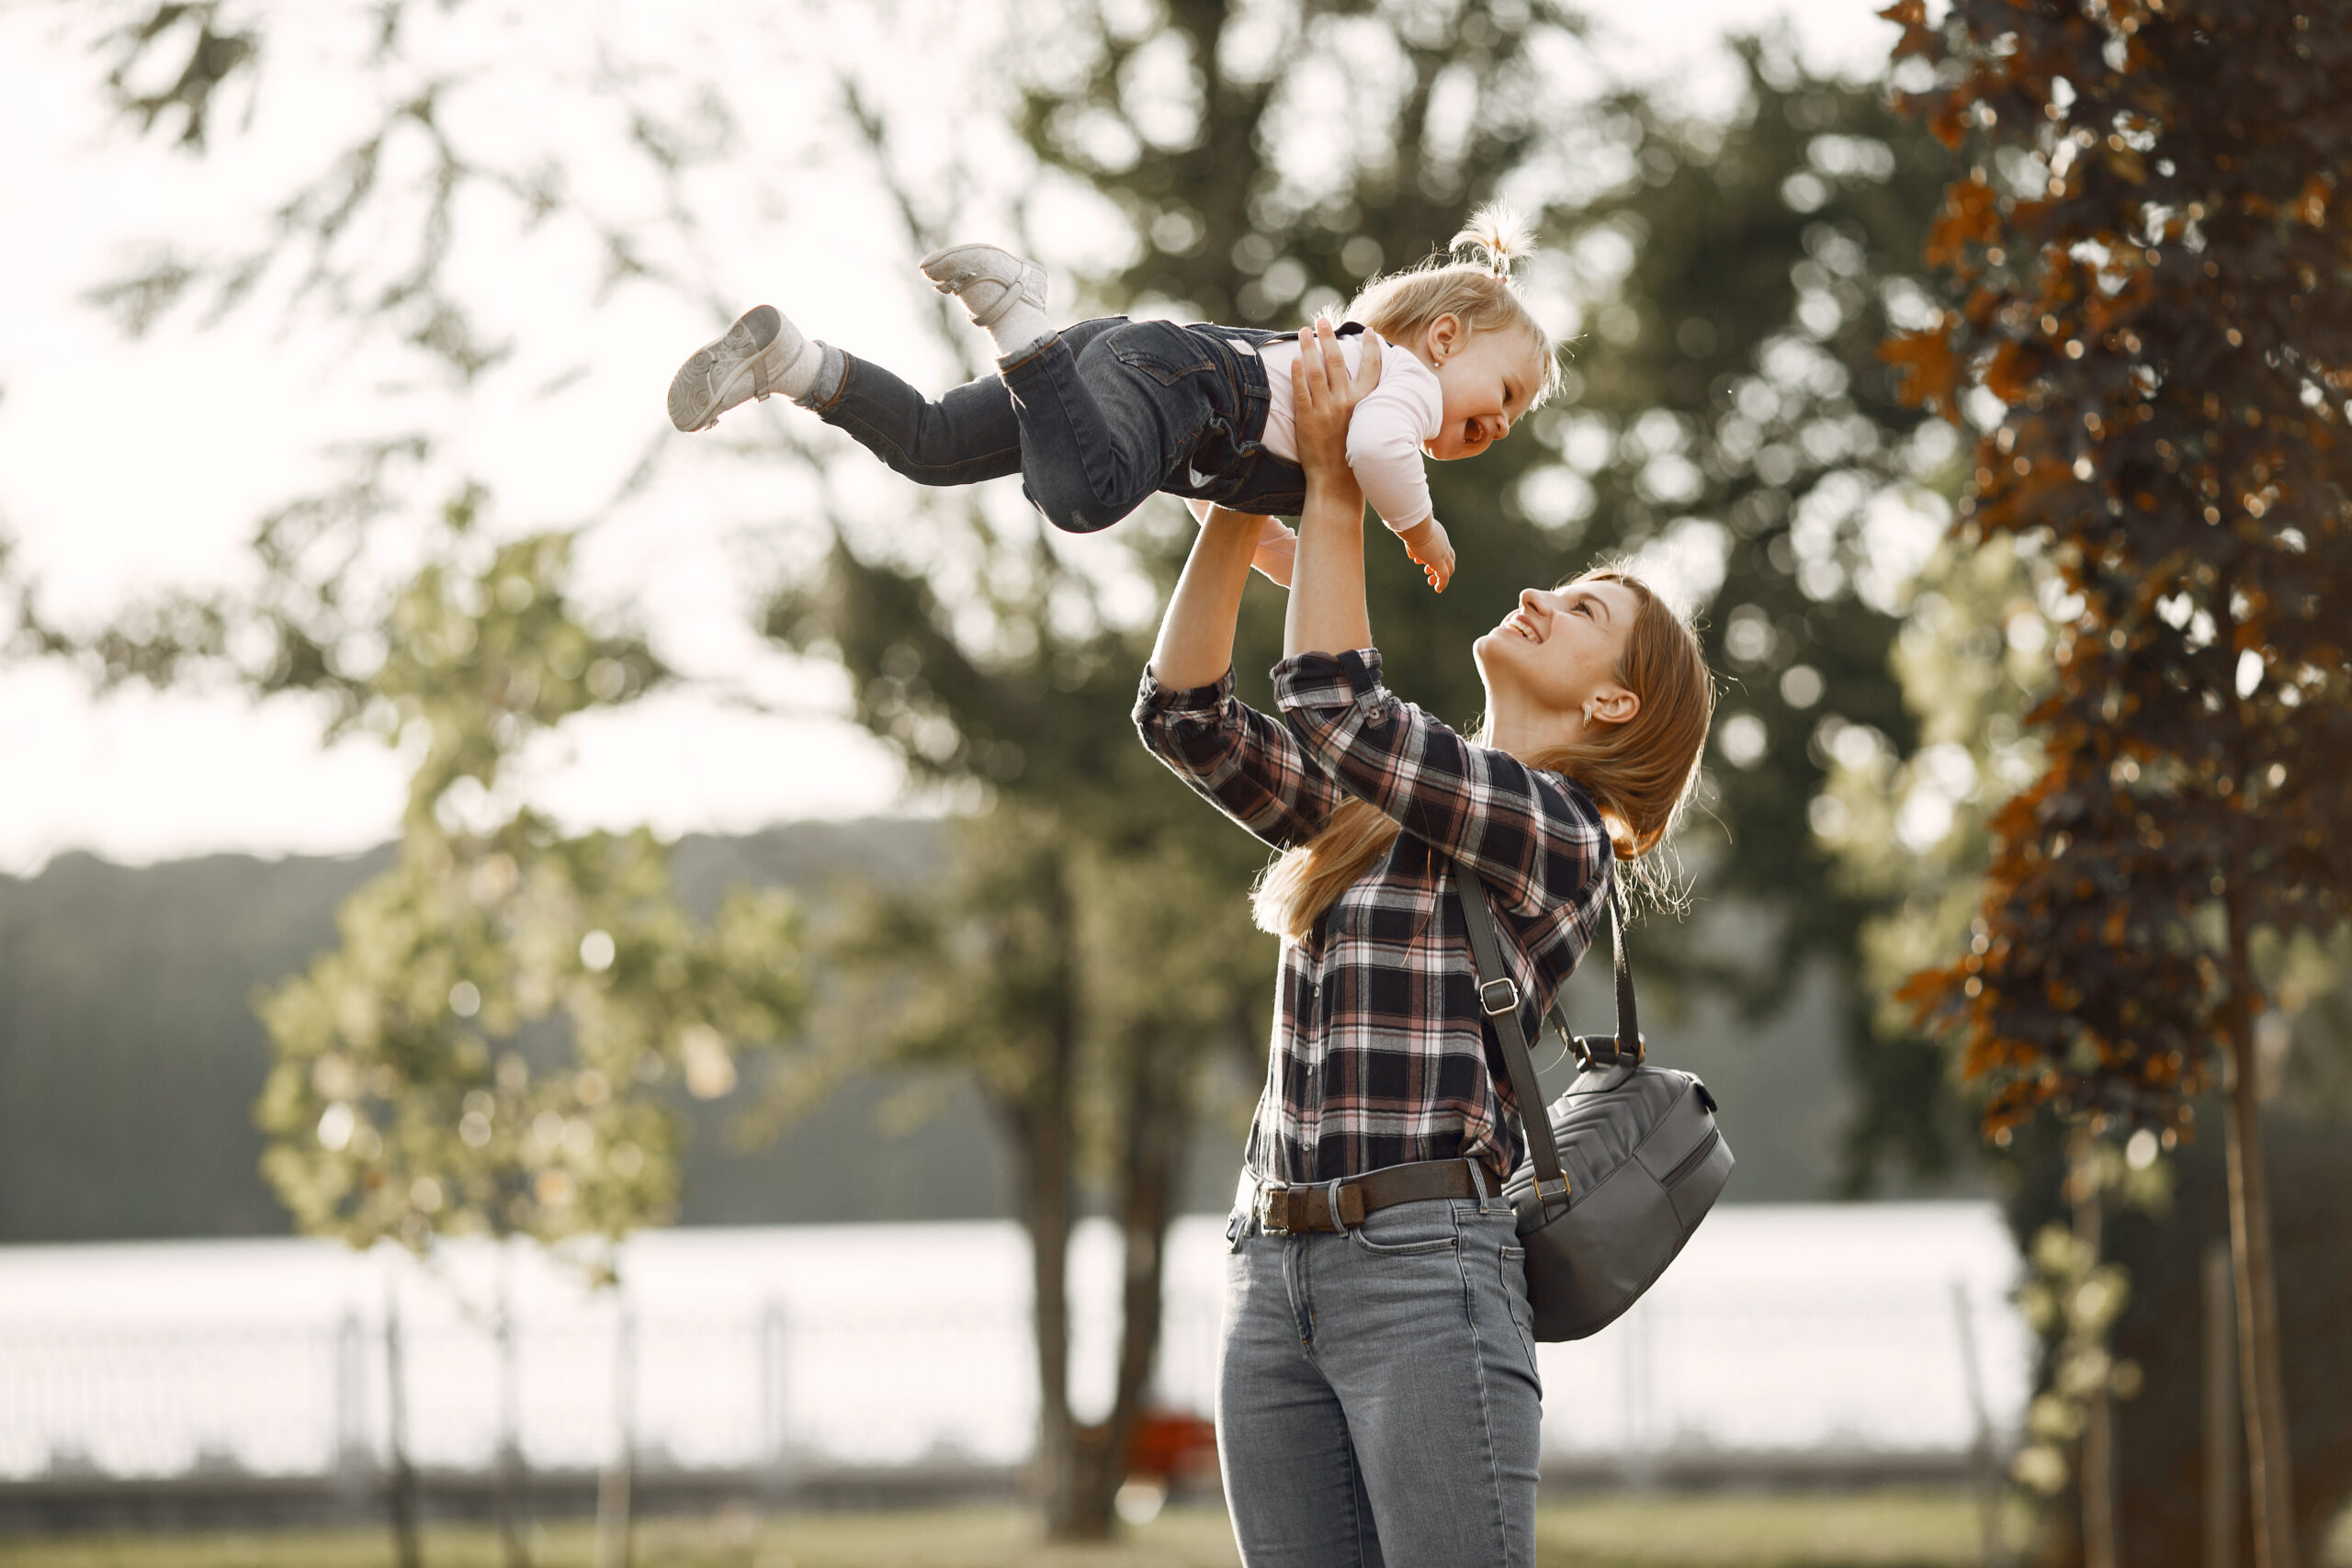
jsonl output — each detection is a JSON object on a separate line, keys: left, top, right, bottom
{"left": 1453, "top": 862, "right": 1571, "bottom": 1209}
{"left": 1453, "top": 861, "right": 1645, "bottom": 1207}
{"left": 1591, "top": 889, "right": 1642, "bottom": 1069}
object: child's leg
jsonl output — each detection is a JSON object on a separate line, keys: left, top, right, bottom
{"left": 924, "top": 245, "right": 1232, "bottom": 536}
{"left": 812, "top": 351, "right": 1024, "bottom": 488}
{"left": 666, "top": 302, "right": 1029, "bottom": 486}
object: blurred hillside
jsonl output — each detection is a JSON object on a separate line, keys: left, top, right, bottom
{"left": 0, "top": 820, "right": 1912, "bottom": 1244}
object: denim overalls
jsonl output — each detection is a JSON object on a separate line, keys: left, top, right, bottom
{"left": 810, "top": 316, "right": 1356, "bottom": 531}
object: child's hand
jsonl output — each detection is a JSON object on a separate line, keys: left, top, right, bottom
{"left": 1396, "top": 515, "right": 1454, "bottom": 593}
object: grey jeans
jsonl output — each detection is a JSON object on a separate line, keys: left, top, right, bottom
{"left": 1218, "top": 1179, "right": 1544, "bottom": 1568}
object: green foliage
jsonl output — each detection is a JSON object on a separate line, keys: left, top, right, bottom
{"left": 251, "top": 505, "right": 807, "bottom": 1274}
{"left": 1812, "top": 536, "right": 2057, "bottom": 1161}
{"left": 2006, "top": 1140, "right": 2169, "bottom": 1500}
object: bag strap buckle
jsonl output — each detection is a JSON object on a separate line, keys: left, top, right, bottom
{"left": 1477, "top": 976, "right": 1521, "bottom": 1017}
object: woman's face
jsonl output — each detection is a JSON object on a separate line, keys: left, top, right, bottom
{"left": 1474, "top": 577, "right": 1642, "bottom": 728}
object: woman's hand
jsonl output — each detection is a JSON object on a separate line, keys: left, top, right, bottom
{"left": 1283, "top": 320, "right": 1379, "bottom": 660}
{"left": 1293, "top": 319, "right": 1377, "bottom": 500}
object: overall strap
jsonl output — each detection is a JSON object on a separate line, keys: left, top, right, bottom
{"left": 1453, "top": 862, "right": 1569, "bottom": 1208}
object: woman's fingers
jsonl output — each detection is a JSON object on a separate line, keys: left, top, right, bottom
{"left": 1352, "top": 330, "right": 1382, "bottom": 395}
{"left": 1315, "top": 317, "right": 1351, "bottom": 390}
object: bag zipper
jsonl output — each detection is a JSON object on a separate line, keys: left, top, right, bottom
{"left": 1660, "top": 1128, "right": 1722, "bottom": 1190}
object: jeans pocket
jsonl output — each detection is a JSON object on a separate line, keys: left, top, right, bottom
{"left": 1498, "top": 1244, "right": 1544, "bottom": 1389}
{"left": 1108, "top": 321, "right": 1217, "bottom": 387}
{"left": 1349, "top": 1201, "right": 1461, "bottom": 1257}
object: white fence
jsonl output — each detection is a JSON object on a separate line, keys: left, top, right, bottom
{"left": 0, "top": 1204, "right": 2030, "bottom": 1480}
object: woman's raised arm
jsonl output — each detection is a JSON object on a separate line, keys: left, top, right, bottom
{"left": 1283, "top": 321, "right": 1381, "bottom": 660}
{"left": 1148, "top": 503, "right": 1265, "bottom": 690}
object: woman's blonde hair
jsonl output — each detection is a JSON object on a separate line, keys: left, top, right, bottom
{"left": 1347, "top": 204, "right": 1566, "bottom": 407}
{"left": 1252, "top": 568, "right": 1716, "bottom": 944}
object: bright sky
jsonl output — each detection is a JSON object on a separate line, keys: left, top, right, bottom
{"left": 0, "top": 0, "right": 1904, "bottom": 876}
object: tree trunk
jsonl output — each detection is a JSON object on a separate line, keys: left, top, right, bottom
{"left": 1017, "top": 1092, "right": 1082, "bottom": 1537}
{"left": 495, "top": 1244, "right": 530, "bottom": 1568}
{"left": 383, "top": 1278, "right": 422, "bottom": 1568}
{"left": 594, "top": 1304, "right": 635, "bottom": 1568}
{"left": 1058, "top": 1028, "right": 1196, "bottom": 1539}
{"left": 998, "top": 849, "right": 1087, "bottom": 1540}
{"left": 2204, "top": 1239, "right": 2240, "bottom": 1568}
{"left": 2070, "top": 1127, "right": 2117, "bottom": 1568}
{"left": 2221, "top": 894, "right": 2297, "bottom": 1568}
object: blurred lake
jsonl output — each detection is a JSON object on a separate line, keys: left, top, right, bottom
{"left": 0, "top": 1202, "right": 2029, "bottom": 1479}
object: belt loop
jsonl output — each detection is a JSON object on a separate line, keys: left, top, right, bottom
{"left": 1466, "top": 1157, "right": 1491, "bottom": 1212}
{"left": 1323, "top": 1178, "right": 1351, "bottom": 1235}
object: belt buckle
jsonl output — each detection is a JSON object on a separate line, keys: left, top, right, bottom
{"left": 1256, "top": 1185, "right": 1293, "bottom": 1236}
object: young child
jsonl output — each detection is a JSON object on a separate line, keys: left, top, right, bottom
{"left": 666, "top": 207, "right": 1561, "bottom": 592}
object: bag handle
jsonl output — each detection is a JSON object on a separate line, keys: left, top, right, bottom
{"left": 1453, "top": 861, "right": 1642, "bottom": 1210}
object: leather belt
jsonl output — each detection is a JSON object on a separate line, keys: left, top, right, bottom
{"left": 1249, "top": 1158, "right": 1484, "bottom": 1235}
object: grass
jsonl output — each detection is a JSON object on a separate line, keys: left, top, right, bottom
{"left": 7, "top": 1493, "right": 2349, "bottom": 1568}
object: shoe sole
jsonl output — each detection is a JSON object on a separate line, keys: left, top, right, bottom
{"left": 668, "top": 304, "right": 782, "bottom": 432}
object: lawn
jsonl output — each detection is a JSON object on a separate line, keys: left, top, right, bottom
{"left": 8, "top": 1494, "right": 2348, "bottom": 1568}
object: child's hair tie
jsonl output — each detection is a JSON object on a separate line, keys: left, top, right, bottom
{"left": 1452, "top": 202, "right": 1536, "bottom": 282}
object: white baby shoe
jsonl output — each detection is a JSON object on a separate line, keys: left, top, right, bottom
{"left": 919, "top": 244, "right": 1048, "bottom": 331}
{"left": 667, "top": 305, "right": 820, "bottom": 432}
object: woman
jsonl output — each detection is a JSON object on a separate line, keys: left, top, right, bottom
{"left": 1133, "top": 321, "right": 1714, "bottom": 1568}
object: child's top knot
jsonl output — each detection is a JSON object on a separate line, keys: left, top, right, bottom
{"left": 1450, "top": 203, "right": 1538, "bottom": 280}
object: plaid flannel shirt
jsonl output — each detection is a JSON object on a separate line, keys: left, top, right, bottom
{"left": 1134, "top": 648, "right": 1614, "bottom": 1187}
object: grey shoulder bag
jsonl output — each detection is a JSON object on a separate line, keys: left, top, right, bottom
{"left": 1454, "top": 860, "right": 1735, "bottom": 1341}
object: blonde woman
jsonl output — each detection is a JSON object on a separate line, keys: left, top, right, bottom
{"left": 1135, "top": 321, "right": 1714, "bottom": 1568}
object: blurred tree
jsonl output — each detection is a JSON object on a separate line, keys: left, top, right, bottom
{"left": 761, "top": 795, "right": 1267, "bottom": 1537}
{"left": 1819, "top": 489, "right": 2352, "bottom": 1567}
{"left": 252, "top": 493, "right": 807, "bottom": 1566}
{"left": 1015, "top": 1, "right": 1964, "bottom": 1189}
{"left": 1883, "top": 3, "right": 2352, "bottom": 1566}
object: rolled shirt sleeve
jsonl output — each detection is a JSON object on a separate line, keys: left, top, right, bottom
{"left": 1134, "top": 664, "right": 1344, "bottom": 852}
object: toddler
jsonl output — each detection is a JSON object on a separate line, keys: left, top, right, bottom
{"left": 667, "top": 207, "right": 1561, "bottom": 592}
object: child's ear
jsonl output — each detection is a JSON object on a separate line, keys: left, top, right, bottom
{"left": 1427, "top": 313, "right": 1464, "bottom": 365}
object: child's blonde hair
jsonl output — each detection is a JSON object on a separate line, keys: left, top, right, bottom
{"left": 1346, "top": 204, "right": 1565, "bottom": 407}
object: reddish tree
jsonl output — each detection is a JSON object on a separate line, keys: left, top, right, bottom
{"left": 1881, "top": 5, "right": 2352, "bottom": 1567}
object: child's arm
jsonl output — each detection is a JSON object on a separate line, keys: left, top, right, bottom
{"left": 1344, "top": 347, "right": 1453, "bottom": 591}
{"left": 1393, "top": 515, "right": 1455, "bottom": 594}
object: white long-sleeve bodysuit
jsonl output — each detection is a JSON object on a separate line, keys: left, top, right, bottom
{"left": 1253, "top": 332, "right": 1443, "bottom": 533}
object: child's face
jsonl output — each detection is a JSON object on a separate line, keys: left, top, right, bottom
{"left": 1423, "top": 320, "right": 1543, "bottom": 461}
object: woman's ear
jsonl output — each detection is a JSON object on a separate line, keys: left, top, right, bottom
{"left": 1585, "top": 685, "right": 1640, "bottom": 728}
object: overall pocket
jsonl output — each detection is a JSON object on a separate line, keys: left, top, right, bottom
{"left": 1106, "top": 320, "right": 1218, "bottom": 386}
